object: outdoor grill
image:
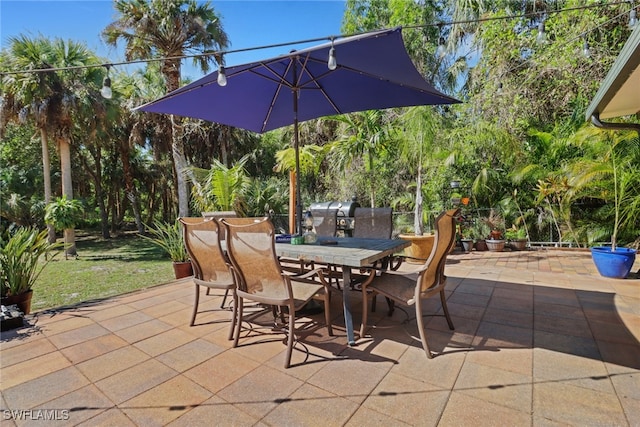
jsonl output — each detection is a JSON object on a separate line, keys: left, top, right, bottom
{"left": 309, "top": 199, "right": 360, "bottom": 237}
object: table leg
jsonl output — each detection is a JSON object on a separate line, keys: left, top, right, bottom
{"left": 342, "top": 266, "right": 356, "bottom": 346}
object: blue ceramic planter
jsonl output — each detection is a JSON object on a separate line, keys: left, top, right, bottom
{"left": 590, "top": 247, "right": 636, "bottom": 279}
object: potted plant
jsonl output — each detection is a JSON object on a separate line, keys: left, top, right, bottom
{"left": 505, "top": 225, "right": 527, "bottom": 251}
{"left": 0, "top": 227, "right": 60, "bottom": 314}
{"left": 470, "top": 220, "right": 491, "bottom": 251}
{"left": 396, "top": 107, "right": 439, "bottom": 263}
{"left": 585, "top": 129, "right": 637, "bottom": 279}
{"left": 481, "top": 210, "right": 505, "bottom": 251}
{"left": 141, "top": 220, "right": 192, "bottom": 279}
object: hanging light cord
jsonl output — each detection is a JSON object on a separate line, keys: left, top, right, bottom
{"left": 0, "top": 0, "right": 634, "bottom": 76}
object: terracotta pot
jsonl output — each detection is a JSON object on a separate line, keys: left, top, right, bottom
{"left": 1, "top": 290, "right": 33, "bottom": 315}
{"left": 399, "top": 233, "right": 435, "bottom": 264}
{"left": 475, "top": 239, "right": 488, "bottom": 251}
{"left": 486, "top": 239, "right": 506, "bottom": 252}
{"left": 490, "top": 230, "right": 503, "bottom": 240}
{"left": 509, "top": 239, "right": 527, "bottom": 251}
{"left": 173, "top": 261, "right": 193, "bottom": 279}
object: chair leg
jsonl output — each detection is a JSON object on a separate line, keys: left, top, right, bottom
{"left": 359, "top": 288, "right": 370, "bottom": 338}
{"left": 414, "top": 298, "right": 433, "bottom": 358}
{"left": 227, "top": 290, "right": 238, "bottom": 341}
{"left": 233, "top": 297, "right": 244, "bottom": 348}
{"left": 323, "top": 291, "right": 333, "bottom": 336}
{"left": 285, "top": 303, "right": 296, "bottom": 369}
{"left": 386, "top": 297, "right": 395, "bottom": 316}
{"left": 220, "top": 288, "right": 229, "bottom": 309}
{"left": 440, "top": 289, "right": 455, "bottom": 330}
{"left": 190, "top": 284, "right": 200, "bottom": 326}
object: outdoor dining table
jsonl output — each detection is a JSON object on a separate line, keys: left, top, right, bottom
{"left": 276, "top": 236, "right": 410, "bottom": 345}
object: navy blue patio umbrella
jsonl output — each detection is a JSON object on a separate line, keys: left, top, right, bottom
{"left": 136, "top": 27, "right": 460, "bottom": 234}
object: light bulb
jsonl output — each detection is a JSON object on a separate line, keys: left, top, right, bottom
{"left": 582, "top": 40, "right": 590, "bottom": 58}
{"left": 100, "top": 77, "right": 112, "bottom": 99}
{"left": 437, "top": 37, "right": 446, "bottom": 58}
{"left": 630, "top": 9, "right": 638, "bottom": 29}
{"left": 536, "top": 21, "right": 547, "bottom": 44}
{"left": 328, "top": 46, "right": 337, "bottom": 70}
{"left": 217, "top": 66, "right": 227, "bottom": 86}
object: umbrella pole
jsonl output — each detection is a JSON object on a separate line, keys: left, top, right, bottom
{"left": 292, "top": 59, "right": 303, "bottom": 236}
{"left": 293, "top": 95, "right": 302, "bottom": 236}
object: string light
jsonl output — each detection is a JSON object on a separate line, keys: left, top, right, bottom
{"left": 328, "top": 38, "right": 337, "bottom": 70}
{"left": 582, "top": 38, "right": 591, "bottom": 58}
{"left": 217, "top": 65, "right": 227, "bottom": 86}
{"left": 536, "top": 20, "right": 548, "bottom": 44}
{"left": 100, "top": 65, "right": 112, "bottom": 99}
{"left": 0, "top": 1, "right": 633, "bottom": 77}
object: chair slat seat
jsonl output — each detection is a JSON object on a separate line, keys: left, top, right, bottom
{"left": 366, "top": 271, "right": 419, "bottom": 305}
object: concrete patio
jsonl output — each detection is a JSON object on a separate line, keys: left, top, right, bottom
{"left": 1, "top": 248, "right": 639, "bottom": 426}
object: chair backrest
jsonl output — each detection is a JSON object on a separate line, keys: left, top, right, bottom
{"left": 311, "top": 208, "right": 338, "bottom": 237}
{"left": 221, "top": 217, "right": 288, "bottom": 298}
{"left": 202, "top": 211, "right": 238, "bottom": 240}
{"left": 353, "top": 207, "right": 393, "bottom": 239}
{"left": 179, "top": 217, "right": 232, "bottom": 283}
{"left": 417, "top": 208, "right": 460, "bottom": 293}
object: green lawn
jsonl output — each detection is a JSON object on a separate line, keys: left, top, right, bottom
{"left": 32, "top": 232, "right": 175, "bottom": 312}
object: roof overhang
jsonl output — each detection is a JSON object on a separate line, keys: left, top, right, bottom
{"left": 586, "top": 25, "right": 640, "bottom": 121}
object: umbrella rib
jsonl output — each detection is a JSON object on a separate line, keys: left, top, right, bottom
{"left": 297, "top": 54, "right": 343, "bottom": 115}
{"left": 256, "top": 60, "right": 296, "bottom": 132}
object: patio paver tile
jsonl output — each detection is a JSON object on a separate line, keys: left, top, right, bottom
{"left": 263, "top": 382, "right": 359, "bottom": 427}
{"left": 2, "top": 366, "right": 89, "bottom": 410}
{"left": 164, "top": 395, "right": 259, "bottom": 427}
{"left": 438, "top": 391, "right": 531, "bottom": 426}
{"left": 216, "top": 365, "right": 304, "bottom": 419}
{"left": 120, "top": 375, "right": 212, "bottom": 426}
{"left": 94, "top": 358, "right": 178, "bottom": 405}
{"left": 533, "top": 380, "right": 628, "bottom": 426}
{"left": 75, "top": 345, "right": 151, "bottom": 383}
{"left": 59, "top": 333, "right": 128, "bottom": 364}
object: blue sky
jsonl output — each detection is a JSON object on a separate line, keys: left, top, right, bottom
{"left": 0, "top": 0, "right": 346, "bottom": 79}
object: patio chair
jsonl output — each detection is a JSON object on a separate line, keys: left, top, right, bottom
{"left": 221, "top": 217, "right": 333, "bottom": 368}
{"left": 358, "top": 208, "right": 460, "bottom": 359}
{"left": 178, "top": 217, "right": 237, "bottom": 340}
{"left": 311, "top": 208, "right": 338, "bottom": 237}
{"left": 353, "top": 207, "right": 393, "bottom": 239}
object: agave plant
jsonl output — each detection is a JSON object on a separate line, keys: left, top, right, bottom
{"left": 0, "top": 227, "right": 60, "bottom": 297}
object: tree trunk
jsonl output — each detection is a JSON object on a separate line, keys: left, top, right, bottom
{"left": 58, "top": 137, "right": 76, "bottom": 256}
{"left": 40, "top": 128, "right": 56, "bottom": 243}
{"left": 414, "top": 163, "right": 424, "bottom": 235}
{"left": 170, "top": 115, "right": 190, "bottom": 217}
{"left": 121, "top": 135, "right": 144, "bottom": 234}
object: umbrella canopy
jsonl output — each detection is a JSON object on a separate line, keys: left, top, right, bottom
{"left": 136, "top": 27, "right": 460, "bottom": 233}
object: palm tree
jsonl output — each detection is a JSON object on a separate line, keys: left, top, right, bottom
{"left": 103, "top": 0, "right": 229, "bottom": 217}
{"left": 331, "top": 110, "right": 398, "bottom": 208}
{"left": 1, "top": 35, "right": 58, "bottom": 243}
{"left": 1, "top": 35, "right": 101, "bottom": 255}
{"left": 117, "top": 66, "right": 168, "bottom": 233}
{"left": 397, "top": 106, "right": 441, "bottom": 235}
